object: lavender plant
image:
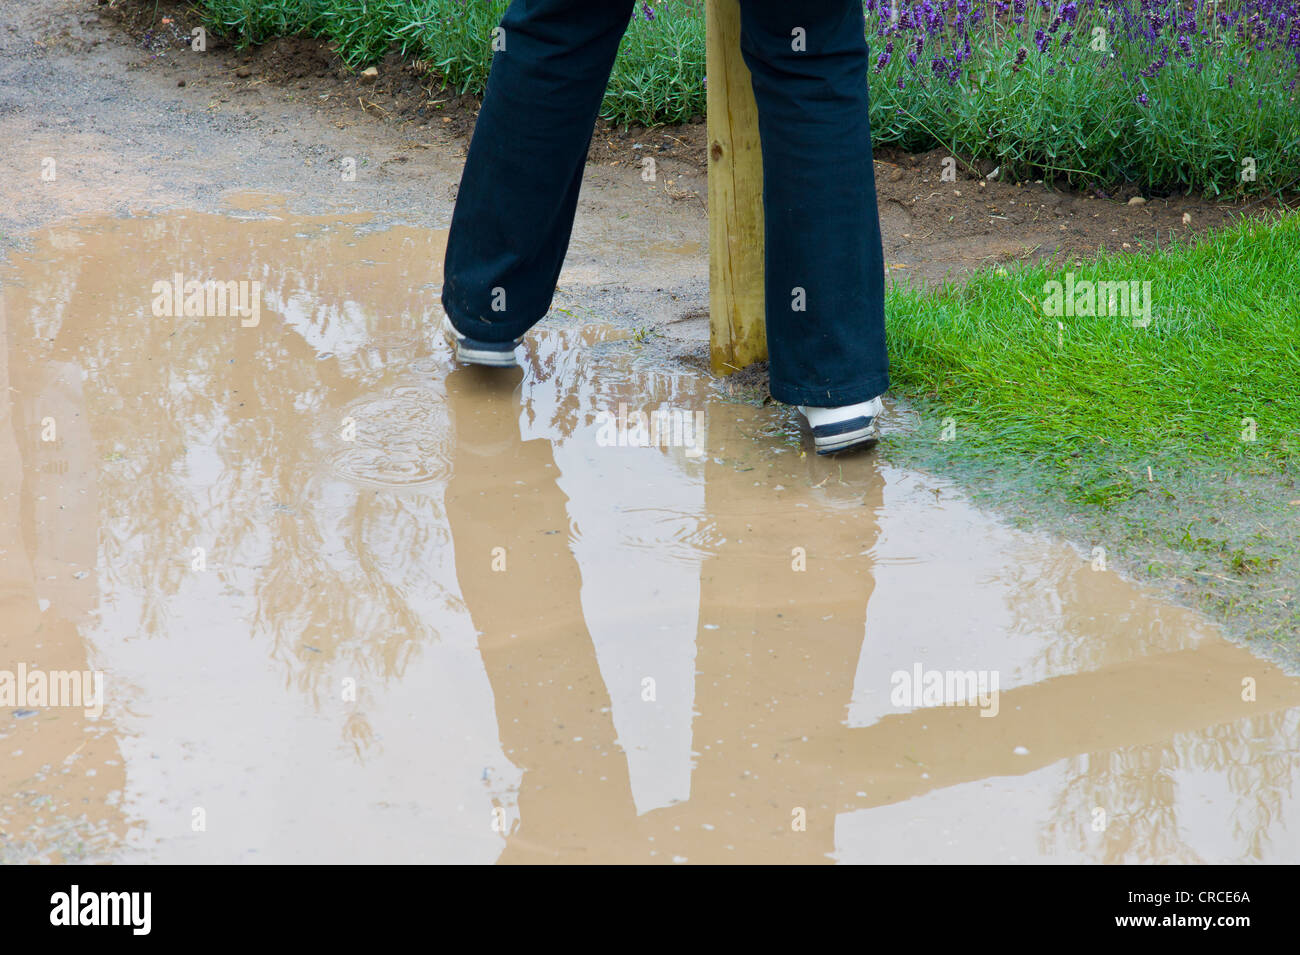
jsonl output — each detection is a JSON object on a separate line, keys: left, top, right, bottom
{"left": 864, "top": 0, "right": 1300, "bottom": 193}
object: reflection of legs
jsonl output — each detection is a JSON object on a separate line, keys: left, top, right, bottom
{"left": 442, "top": 368, "right": 637, "bottom": 861}
{"left": 738, "top": 0, "right": 889, "bottom": 407}
{"left": 681, "top": 442, "right": 884, "bottom": 862}
{"left": 442, "top": 0, "right": 637, "bottom": 343}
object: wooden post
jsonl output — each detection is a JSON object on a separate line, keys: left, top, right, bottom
{"left": 705, "top": 0, "right": 767, "bottom": 375}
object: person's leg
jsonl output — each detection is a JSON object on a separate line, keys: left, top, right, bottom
{"left": 737, "top": 0, "right": 889, "bottom": 408}
{"left": 441, "top": 0, "right": 636, "bottom": 344}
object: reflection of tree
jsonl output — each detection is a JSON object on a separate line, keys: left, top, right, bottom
{"left": 1044, "top": 743, "right": 1199, "bottom": 864}
{"left": 252, "top": 485, "right": 463, "bottom": 710}
{"left": 996, "top": 547, "right": 1200, "bottom": 679}
{"left": 10, "top": 213, "right": 458, "bottom": 758}
{"left": 1189, "top": 711, "right": 1297, "bottom": 862}
{"left": 519, "top": 327, "right": 706, "bottom": 448}
{"left": 1043, "top": 709, "right": 1299, "bottom": 862}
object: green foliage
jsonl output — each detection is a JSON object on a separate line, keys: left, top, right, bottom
{"left": 884, "top": 211, "right": 1300, "bottom": 464}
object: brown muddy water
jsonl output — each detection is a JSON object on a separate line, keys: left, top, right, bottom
{"left": 2, "top": 198, "right": 1299, "bottom": 864}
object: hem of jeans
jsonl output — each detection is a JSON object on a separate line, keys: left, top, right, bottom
{"left": 769, "top": 374, "right": 890, "bottom": 408}
{"left": 441, "top": 300, "right": 536, "bottom": 344}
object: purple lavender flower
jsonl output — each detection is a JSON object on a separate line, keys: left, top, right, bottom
{"left": 852, "top": 0, "right": 1295, "bottom": 133}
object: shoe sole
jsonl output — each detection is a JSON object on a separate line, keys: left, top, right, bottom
{"left": 453, "top": 341, "right": 519, "bottom": 367}
{"left": 811, "top": 416, "right": 880, "bottom": 454}
{"left": 442, "top": 316, "right": 519, "bottom": 367}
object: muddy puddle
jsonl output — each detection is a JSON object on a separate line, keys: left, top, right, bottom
{"left": 2, "top": 198, "right": 1298, "bottom": 864}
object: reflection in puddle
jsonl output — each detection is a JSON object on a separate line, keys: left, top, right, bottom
{"left": 326, "top": 384, "right": 454, "bottom": 489}
{"left": 2, "top": 203, "right": 1298, "bottom": 863}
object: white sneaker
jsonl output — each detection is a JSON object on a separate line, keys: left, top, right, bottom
{"left": 441, "top": 314, "right": 521, "bottom": 367}
{"left": 797, "top": 397, "right": 883, "bottom": 454}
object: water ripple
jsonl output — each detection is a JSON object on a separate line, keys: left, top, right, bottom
{"left": 325, "top": 384, "right": 452, "bottom": 489}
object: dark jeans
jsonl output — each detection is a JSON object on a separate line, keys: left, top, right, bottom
{"left": 442, "top": 0, "right": 889, "bottom": 407}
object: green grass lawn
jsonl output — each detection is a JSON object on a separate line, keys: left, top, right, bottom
{"left": 881, "top": 211, "right": 1300, "bottom": 659}
{"left": 886, "top": 211, "right": 1300, "bottom": 466}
